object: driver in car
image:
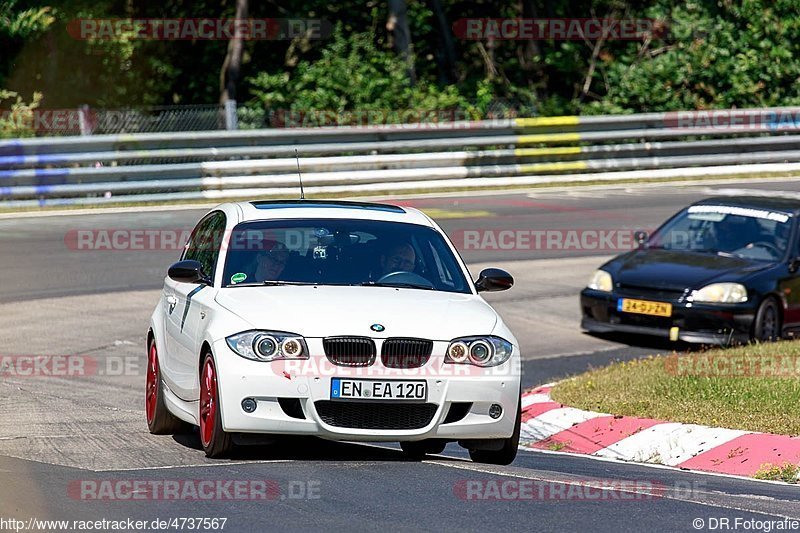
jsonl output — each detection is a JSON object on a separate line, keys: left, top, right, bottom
{"left": 254, "top": 240, "right": 290, "bottom": 281}
{"left": 714, "top": 215, "right": 760, "bottom": 252}
{"left": 379, "top": 242, "right": 416, "bottom": 275}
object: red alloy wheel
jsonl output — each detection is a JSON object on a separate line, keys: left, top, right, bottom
{"left": 145, "top": 343, "right": 159, "bottom": 425}
{"left": 199, "top": 358, "right": 218, "bottom": 448}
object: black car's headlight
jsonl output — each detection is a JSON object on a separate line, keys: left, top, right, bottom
{"left": 587, "top": 270, "right": 613, "bottom": 292}
{"left": 445, "top": 336, "right": 514, "bottom": 367}
{"left": 226, "top": 330, "right": 309, "bottom": 361}
{"left": 690, "top": 283, "right": 748, "bottom": 304}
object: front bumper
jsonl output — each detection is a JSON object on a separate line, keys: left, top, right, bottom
{"left": 211, "top": 338, "right": 520, "bottom": 441}
{"left": 580, "top": 288, "right": 756, "bottom": 345}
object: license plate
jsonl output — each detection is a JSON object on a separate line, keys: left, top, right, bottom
{"left": 330, "top": 378, "right": 427, "bottom": 402}
{"left": 617, "top": 298, "right": 672, "bottom": 317}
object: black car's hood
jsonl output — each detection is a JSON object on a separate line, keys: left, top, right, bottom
{"left": 609, "top": 249, "right": 770, "bottom": 290}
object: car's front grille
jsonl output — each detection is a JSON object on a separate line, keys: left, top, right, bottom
{"left": 380, "top": 338, "right": 433, "bottom": 368}
{"left": 314, "top": 401, "right": 438, "bottom": 429}
{"left": 617, "top": 283, "right": 687, "bottom": 301}
{"left": 323, "top": 337, "right": 376, "bottom": 366}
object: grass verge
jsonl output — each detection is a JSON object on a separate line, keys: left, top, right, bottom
{"left": 753, "top": 463, "right": 800, "bottom": 483}
{"left": 550, "top": 340, "right": 800, "bottom": 436}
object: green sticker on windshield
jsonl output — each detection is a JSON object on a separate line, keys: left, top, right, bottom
{"left": 231, "top": 272, "right": 247, "bottom": 284}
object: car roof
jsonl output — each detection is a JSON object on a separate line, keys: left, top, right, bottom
{"left": 693, "top": 195, "right": 800, "bottom": 215}
{"left": 227, "top": 199, "right": 435, "bottom": 226}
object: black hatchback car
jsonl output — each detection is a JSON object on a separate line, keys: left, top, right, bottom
{"left": 581, "top": 196, "right": 800, "bottom": 344}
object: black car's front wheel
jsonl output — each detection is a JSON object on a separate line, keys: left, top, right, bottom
{"left": 753, "top": 297, "right": 782, "bottom": 342}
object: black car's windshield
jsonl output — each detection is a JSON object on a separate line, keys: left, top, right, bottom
{"left": 647, "top": 205, "right": 793, "bottom": 261}
{"left": 221, "top": 218, "right": 471, "bottom": 293}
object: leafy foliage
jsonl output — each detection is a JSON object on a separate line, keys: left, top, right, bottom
{"left": 247, "top": 25, "right": 481, "bottom": 123}
{"left": 3, "top": 0, "right": 800, "bottom": 120}
{"left": 0, "top": 89, "right": 42, "bottom": 138}
{"left": 1, "top": 1, "right": 56, "bottom": 38}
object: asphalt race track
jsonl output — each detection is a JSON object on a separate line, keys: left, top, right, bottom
{"left": 1, "top": 178, "right": 799, "bottom": 531}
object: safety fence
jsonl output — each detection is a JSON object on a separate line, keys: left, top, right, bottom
{"left": 2, "top": 108, "right": 800, "bottom": 208}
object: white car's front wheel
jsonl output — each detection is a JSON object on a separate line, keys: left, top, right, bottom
{"left": 400, "top": 439, "right": 447, "bottom": 460}
{"left": 200, "top": 353, "right": 234, "bottom": 458}
{"left": 467, "top": 398, "right": 521, "bottom": 466}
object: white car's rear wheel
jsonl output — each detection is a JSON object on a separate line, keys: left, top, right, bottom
{"left": 199, "top": 353, "right": 234, "bottom": 458}
{"left": 146, "top": 338, "right": 186, "bottom": 435}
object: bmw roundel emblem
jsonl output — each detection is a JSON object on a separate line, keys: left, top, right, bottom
{"left": 370, "top": 323, "right": 385, "bottom": 332}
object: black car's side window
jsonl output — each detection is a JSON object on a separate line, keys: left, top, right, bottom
{"left": 183, "top": 211, "right": 227, "bottom": 281}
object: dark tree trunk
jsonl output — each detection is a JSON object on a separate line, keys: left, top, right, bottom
{"left": 429, "top": 0, "right": 458, "bottom": 84}
{"left": 519, "top": 0, "right": 545, "bottom": 98}
{"left": 520, "top": 0, "right": 542, "bottom": 71}
{"left": 387, "top": 0, "right": 416, "bottom": 84}
{"left": 220, "top": 0, "right": 248, "bottom": 105}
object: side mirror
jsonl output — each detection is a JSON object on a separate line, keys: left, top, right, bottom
{"left": 168, "top": 260, "right": 209, "bottom": 284}
{"left": 789, "top": 257, "right": 800, "bottom": 274}
{"left": 633, "top": 230, "right": 649, "bottom": 248}
{"left": 475, "top": 268, "right": 514, "bottom": 293}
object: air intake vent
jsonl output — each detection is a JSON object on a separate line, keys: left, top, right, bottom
{"left": 314, "top": 401, "right": 438, "bottom": 430}
{"left": 381, "top": 338, "right": 433, "bottom": 369}
{"left": 323, "top": 337, "right": 376, "bottom": 366}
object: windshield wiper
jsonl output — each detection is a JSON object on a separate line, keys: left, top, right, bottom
{"left": 360, "top": 281, "right": 434, "bottom": 290}
{"left": 228, "top": 280, "right": 317, "bottom": 287}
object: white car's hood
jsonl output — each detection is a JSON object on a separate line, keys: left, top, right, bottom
{"left": 215, "top": 286, "right": 498, "bottom": 340}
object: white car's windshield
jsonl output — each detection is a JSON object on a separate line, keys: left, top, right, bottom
{"left": 221, "top": 218, "right": 471, "bottom": 293}
{"left": 647, "top": 205, "right": 793, "bottom": 261}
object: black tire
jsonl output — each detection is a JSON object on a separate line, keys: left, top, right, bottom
{"left": 400, "top": 439, "right": 447, "bottom": 460}
{"left": 468, "top": 399, "right": 521, "bottom": 466}
{"left": 199, "top": 353, "right": 234, "bottom": 458}
{"left": 146, "top": 337, "right": 187, "bottom": 435}
{"left": 752, "top": 297, "right": 782, "bottom": 342}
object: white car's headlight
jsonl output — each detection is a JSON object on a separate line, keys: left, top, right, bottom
{"left": 690, "top": 283, "right": 748, "bottom": 304}
{"left": 588, "top": 270, "right": 613, "bottom": 292}
{"left": 226, "top": 330, "right": 309, "bottom": 361}
{"left": 445, "top": 336, "right": 513, "bottom": 367}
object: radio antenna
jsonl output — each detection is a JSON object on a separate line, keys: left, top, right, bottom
{"left": 295, "top": 148, "right": 305, "bottom": 200}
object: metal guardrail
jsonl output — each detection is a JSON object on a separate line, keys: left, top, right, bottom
{"left": 2, "top": 108, "right": 800, "bottom": 208}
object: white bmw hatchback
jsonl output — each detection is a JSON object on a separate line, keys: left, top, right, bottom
{"left": 147, "top": 200, "right": 521, "bottom": 464}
